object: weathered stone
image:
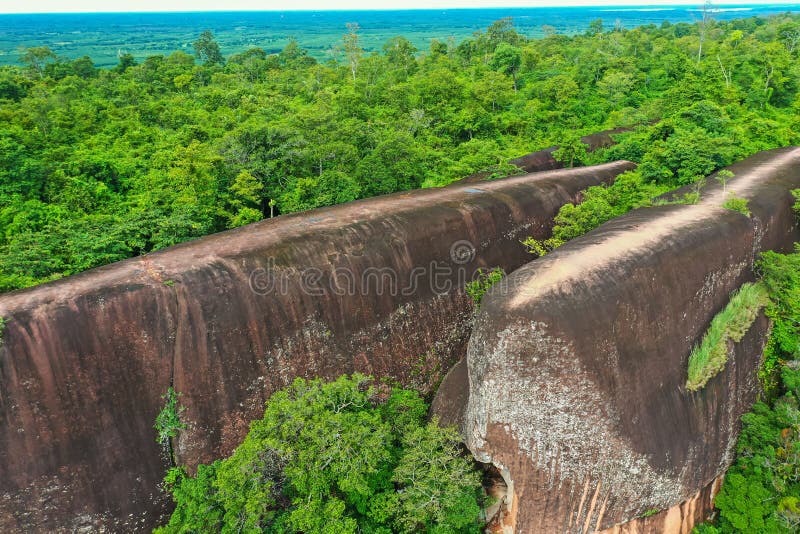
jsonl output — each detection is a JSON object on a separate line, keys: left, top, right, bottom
{"left": 462, "top": 147, "right": 800, "bottom": 532}
{"left": 429, "top": 355, "right": 469, "bottom": 429}
{"left": 455, "top": 126, "right": 630, "bottom": 185}
{"left": 598, "top": 477, "right": 724, "bottom": 534}
{"left": 0, "top": 161, "right": 633, "bottom": 531}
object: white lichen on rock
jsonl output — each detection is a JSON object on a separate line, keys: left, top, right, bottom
{"left": 466, "top": 320, "right": 687, "bottom": 521}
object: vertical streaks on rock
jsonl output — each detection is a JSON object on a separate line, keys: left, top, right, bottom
{"left": 0, "top": 161, "right": 634, "bottom": 531}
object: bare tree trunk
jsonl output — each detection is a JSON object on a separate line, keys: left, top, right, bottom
{"left": 764, "top": 65, "right": 774, "bottom": 106}
{"left": 697, "top": 1, "right": 714, "bottom": 63}
{"left": 344, "top": 22, "right": 362, "bottom": 83}
{"left": 717, "top": 55, "right": 731, "bottom": 88}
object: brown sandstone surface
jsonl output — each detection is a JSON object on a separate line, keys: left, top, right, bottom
{"left": 460, "top": 147, "right": 800, "bottom": 532}
{"left": 0, "top": 161, "right": 633, "bottom": 531}
{"left": 455, "top": 126, "right": 629, "bottom": 185}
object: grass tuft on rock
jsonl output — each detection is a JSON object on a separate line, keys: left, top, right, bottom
{"left": 686, "top": 282, "right": 769, "bottom": 392}
{"left": 722, "top": 193, "right": 751, "bottom": 217}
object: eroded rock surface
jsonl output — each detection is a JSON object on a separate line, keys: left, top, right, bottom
{"left": 462, "top": 147, "right": 800, "bottom": 532}
{"left": 0, "top": 162, "right": 633, "bottom": 531}
{"left": 598, "top": 477, "right": 724, "bottom": 534}
{"left": 455, "top": 127, "right": 629, "bottom": 185}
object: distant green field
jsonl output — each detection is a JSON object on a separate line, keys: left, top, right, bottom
{"left": 1, "top": 5, "right": 798, "bottom": 67}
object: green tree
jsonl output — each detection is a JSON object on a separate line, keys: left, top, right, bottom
{"left": 226, "top": 170, "right": 264, "bottom": 227}
{"left": 597, "top": 70, "right": 635, "bottom": 106}
{"left": 553, "top": 135, "right": 589, "bottom": 168}
{"left": 19, "top": 46, "right": 57, "bottom": 78}
{"left": 355, "top": 132, "right": 429, "bottom": 196}
{"left": 389, "top": 422, "right": 484, "bottom": 531}
{"left": 383, "top": 36, "right": 418, "bottom": 78}
{"left": 484, "top": 17, "right": 522, "bottom": 50}
{"left": 193, "top": 30, "right": 224, "bottom": 66}
{"left": 114, "top": 52, "right": 136, "bottom": 73}
{"left": 156, "top": 375, "right": 485, "bottom": 533}
{"left": 587, "top": 19, "right": 604, "bottom": 36}
{"left": 778, "top": 21, "right": 800, "bottom": 54}
{"left": 343, "top": 23, "right": 363, "bottom": 82}
{"left": 716, "top": 169, "right": 734, "bottom": 192}
{"left": 490, "top": 42, "right": 522, "bottom": 91}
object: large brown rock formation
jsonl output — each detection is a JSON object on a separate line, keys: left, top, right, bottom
{"left": 460, "top": 147, "right": 800, "bottom": 532}
{"left": 455, "top": 126, "right": 629, "bottom": 186}
{"left": 0, "top": 161, "right": 633, "bottom": 531}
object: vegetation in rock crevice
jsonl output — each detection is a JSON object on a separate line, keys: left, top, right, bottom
{"left": 521, "top": 235, "right": 564, "bottom": 258}
{"left": 155, "top": 386, "right": 186, "bottom": 468}
{"left": 686, "top": 282, "right": 770, "bottom": 392}
{"left": 465, "top": 267, "right": 506, "bottom": 308}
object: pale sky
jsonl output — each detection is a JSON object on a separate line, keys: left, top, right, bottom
{"left": 0, "top": 0, "right": 792, "bottom": 15}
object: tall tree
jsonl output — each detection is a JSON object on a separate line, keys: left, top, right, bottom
{"left": 697, "top": 1, "right": 715, "bottom": 62}
{"left": 343, "top": 22, "right": 363, "bottom": 82}
{"left": 19, "top": 46, "right": 57, "bottom": 78}
{"left": 490, "top": 42, "right": 522, "bottom": 91}
{"left": 587, "top": 19, "right": 605, "bottom": 36}
{"left": 193, "top": 30, "right": 224, "bottom": 66}
{"left": 383, "top": 36, "right": 418, "bottom": 78}
{"left": 114, "top": 51, "right": 137, "bottom": 73}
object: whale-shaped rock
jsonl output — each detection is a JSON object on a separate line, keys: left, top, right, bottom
{"left": 461, "top": 147, "right": 800, "bottom": 532}
{"left": 0, "top": 161, "right": 634, "bottom": 531}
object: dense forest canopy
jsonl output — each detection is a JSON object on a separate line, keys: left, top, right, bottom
{"left": 1, "top": 14, "right": 799, "bottom": 291}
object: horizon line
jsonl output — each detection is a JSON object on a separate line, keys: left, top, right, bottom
{"left": 2, "top": 2, "right": 796, "bottom": 16}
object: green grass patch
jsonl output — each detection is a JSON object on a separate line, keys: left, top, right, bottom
{"left": 521, "top": 236, "right": 565, "bottom": 258}
{"left": 723, "top": 193, "right": 751, "bottom": 217}
{"left": 650, "top": 191, "right": 701, "bottom": 206}
{"left": 465, "top": 267, "right": 505, "bottom": 308}
{"left": 686, "top": 282, "right": 770, "bottom": 392}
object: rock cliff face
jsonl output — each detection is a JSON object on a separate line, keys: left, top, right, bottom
{"left": 461, "top": 147, "right": 800, "bottom": 532}
{"left": 455, "top": 127, "right": 628, "bottom": 186}
{"left": 0, "top": 162, "right": 633, "bottom": 531}
{"left": 597, "top": 476, "right": 723, "bottom": 534}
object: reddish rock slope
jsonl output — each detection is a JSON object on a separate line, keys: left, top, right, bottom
{"left": 461, "top": 147, "right": 800, "bottom": 532}
{"left": 0, "top": 161, "right": 633, "bottom": 531}
{"left": 455, "top": 126, "right": 629, "bottom": 185}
